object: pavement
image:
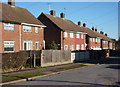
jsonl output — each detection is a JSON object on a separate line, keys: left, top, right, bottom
{"left": 3, "top": 57, "right": 120, "bottom": 87}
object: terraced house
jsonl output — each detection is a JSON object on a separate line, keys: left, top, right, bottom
{"left": 38, "top": 10, "right": 87, "bottom": 51}
{"left": 0, "top": 0, "right": 46, "bottom": 53}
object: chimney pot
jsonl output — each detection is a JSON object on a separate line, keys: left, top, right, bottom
{"left": 95, "top": 29, "right": 97, "bottom": 32}
{"left": 78, "top": 21, "right": 81, "bottom": 26}
{"left": 105, "top": 33, "right": 107, "bottom": 36}
{"left": 92, "top": 27, "right": 94, "bottom": 31}
{"left": 83, "top": 23, "right": 86, "bottom": 27}
{"left": 8, "top": 0, "right": 15, "bottom": 6}
{"left": 50, "top": 10, "right": 56, "bottom": 16}
{"left": 100, "top": 31, "right": 104, "bottom": 34}
{"left": 60, "top": 13, "right": 65, "bottom": 18}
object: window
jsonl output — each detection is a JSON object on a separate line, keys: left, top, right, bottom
{"left": 35, "top": 27, "right": 38, "bottom": 33}
{"left": 35, "top": 42, "right": 39, "bottom": 50}
{"left": 70, "top": 32, "right": 74, "bottom": 38}
{"left": 4, "top": 23, "right": 14, "bottom": 30}
{"left": 23, "top": 25, "right": 32, "bottom": 32}
{"left": 76, "top": 44, "right": 80, "bottom": 50}
{"left": 81, "top": 34, "right": 84, "bottom": 39}
{"left": 70, "top": 44, "right": 74, "bottom": 51}
{"left": 90, "top": 38, "right": 92, "bottom": 42}
{"left": 4, "top": 41, "right": 14, "bottom": 52}
{"left": 81, "top": 44, "right": 84, "bottom": 50}
{"left": 96, "top": 38, "right": 98, "bottom": 42}
{"left": 64, "top": 45, "right": 68, "bottom": 50}
{"left": 23, "top": 40, "right": 32, "bottom": 50}
{"left": 76, "top": 33, "right": 80, "bottom": 38}
{"left": 93, "top": 38, "right": 95, "bottom": 42}
{"left": 64, "top": 32, "right": 68, "bottom": 37}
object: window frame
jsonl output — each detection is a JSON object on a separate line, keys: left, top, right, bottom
{"left": 76, "top": 33, "right": 80, "bottom": 38}
{"left": 64, "top": 32, "right": 68, "bottom": 37}
{"left": 23, "top": 25, "right": 32, "bottom": 32}
{"left": 4, "top": 23, "right": 14, "bottom": 31}
{"left": 70, "top": 32, "right": 74, "bottom": 38}
{"left": 35, "top": 27, "right": 39, "bottom": 33}
{"left": 4, "top": 41, "right": 15, "bottom": 52}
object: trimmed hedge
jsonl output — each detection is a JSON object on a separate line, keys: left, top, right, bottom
{"left": 2, "top": 51, "right": 28, "bottom": 70}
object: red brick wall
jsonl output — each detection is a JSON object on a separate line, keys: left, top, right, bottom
{"left": 1, "top": 22, "right": 44, "bottom": 53}
{"left": 62, "top": 32, "right": 86, "bottom": 50}
{"left": 89, "top": 38, "right": 101, "bottom": 49}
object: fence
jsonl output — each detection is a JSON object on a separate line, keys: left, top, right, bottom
{"left": 41, "top": 50, "right": 71, "bottom": 67}
{"left": 71, "top": 50, "right": 106, "bottom": 62}
{"left": 1, "top": 50, "right": 107, "bottom": 72}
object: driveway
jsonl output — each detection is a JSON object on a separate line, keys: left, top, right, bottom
{"left": 6, "top": 58, "right": 120, "bottom": 86}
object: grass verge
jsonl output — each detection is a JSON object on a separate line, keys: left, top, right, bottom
{"left": 2, "top": 64, "right": 86, "bottom": 83}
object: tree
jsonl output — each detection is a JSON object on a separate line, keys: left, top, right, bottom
{"left": 50, "top": 41, "right": 57, "bottom": 50}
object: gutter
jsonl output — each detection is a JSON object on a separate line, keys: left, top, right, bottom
{"left": 21, "top": 23, "right": 46, "bottom": 28}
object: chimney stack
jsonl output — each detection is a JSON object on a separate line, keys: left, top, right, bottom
{"left": 83, "top": 23, "right": 86, "bottom": 27}
{"left": 78, "top": 21, "right": 81, "bottom": 26}
{"left": 95, "top": 28, "right": 97, "bottom": 32}
{"left": 105, "top": 33, "right": 107, "bottom": 36}
{"left": 92, "top": 27, "right": 94, "bottom": 31}
{"left": 60, "top": 13, "right": 65, "bottom": 18}
{"left": 8, "top": 0, "right": 15, "bottom": 6}
{"left": 50, "top": 10, "right": 56, "bottom": 16}
{"left": 100, "top": 31, "right": 104, "bottom": 34}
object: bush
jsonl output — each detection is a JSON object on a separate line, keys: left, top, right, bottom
{"left": 2, "top": 51, "right": 28, "bottom": 70}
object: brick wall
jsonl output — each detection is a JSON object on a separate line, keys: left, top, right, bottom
{"left": 1, "top": 22, "right": 44, "bottom": 53}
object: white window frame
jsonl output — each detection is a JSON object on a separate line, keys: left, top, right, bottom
{"left": 23, "top": 25, "right": 32, "bottom": 32}
{"left": 70, "top": 44, "right": 74, "bottom": 51}
{"left": 76, "top": 33, "right": 80, "bottom": 38}
{"left": 76, "top": 44, "right": 80, "bottom": 50}
{"left": 93, "top": 38, "right": 95, "bottom": 42}
{"left": 23, "top": 40, "right": 33, "bottom": 50}
{"left": 4, "top": 23, "right": 14, "bottom": 31}
{"left": 35, "top": 27, "right": 39, "bottom": 33}
{"left": 64, "top": 45, "right": 68, "bottom": 50}
{"left": 35, "top": 42, "right": 39, "bottom": 50}
{"left": 4, "top": 41, "right": 15, "bottom": 52}
{"left": 70, "top": 32, "right": 74, "bottom": 38}
{"left": 64, "top": 32, "right": 68, "bottom": 37}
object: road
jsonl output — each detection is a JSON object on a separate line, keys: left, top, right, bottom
{"left": 8, "top": 58, "right": 120, "bottom": 86}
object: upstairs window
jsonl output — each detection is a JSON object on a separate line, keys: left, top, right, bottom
{"left": 76, "top": 33, "right": 80, "bottom": 38}
{"left": 23, "top": 25, "right": 32, "bottom": 32}
{"left": 76, "top": 44, "right": 80, "bottom": 50}
{"left": 70, "top": 32, "right": 74, "bottom": 38}
{"left": 35, "top": 27, "right": 39, "bottom": 33}
{"left": 4, "top": 41, "right": 14, "bottom": 52}
{"left": 4, "top": 23, "right": 14, "bottom": 31}
{"left": 64, "top": 32, "right": 68, "bottom": 37}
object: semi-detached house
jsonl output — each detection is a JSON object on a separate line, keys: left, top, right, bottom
{"left": 0, "top": 1, "right": 46, "bottom": 53}
{"left": 38, "top": 10, "right": 87, "bottom": 51}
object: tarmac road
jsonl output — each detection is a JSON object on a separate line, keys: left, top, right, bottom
{"left": 9, "top": 58, "right": 120, "bottom": 87}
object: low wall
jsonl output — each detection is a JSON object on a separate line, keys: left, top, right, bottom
{"left": 41, "top": 50, "right": 71, "bottom": 67}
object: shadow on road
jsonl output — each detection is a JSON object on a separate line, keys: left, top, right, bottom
{"left": 27, "top": 79, "right": 119, "bottom": 87}
{"left": 76, "top": 57, "right": 120, "bottom": 65}
{"left": 106, "top": 65, "right": 120, "bottom": 69}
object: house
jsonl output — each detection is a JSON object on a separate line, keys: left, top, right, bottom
{"left": 91, "top": 29, "right": 116, "bottom": 50}
{"left": 38, "top": 10, "right": 87, "bottom": 51}
{"left": 0, "top": 0, "right": 46, "bottom": 53}
{"left": 76, "top": 24, "right": 102, "bottom": 50}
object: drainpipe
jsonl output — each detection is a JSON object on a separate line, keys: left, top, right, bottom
{"left": 19, "top": 24, "right": 22, "bottom": 50}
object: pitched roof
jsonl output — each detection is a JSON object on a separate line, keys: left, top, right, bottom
{"left": 0, "top": 3, "right": 44, "bottom": 26}
{"left": 41, "top": 13, "right": 88, "bottom": 33}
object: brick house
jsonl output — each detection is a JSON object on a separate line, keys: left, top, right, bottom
{"left": 76, "top": 24, "right": 102, "bottom": 50}
{"left": 38, "top": 10, "right": 87, "bottom": 51}
{"left": 0, "top": 1, "right": 46, "bottom": 53}
{"left": 91, "top": 29, "right": 115, "bottom": 50}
